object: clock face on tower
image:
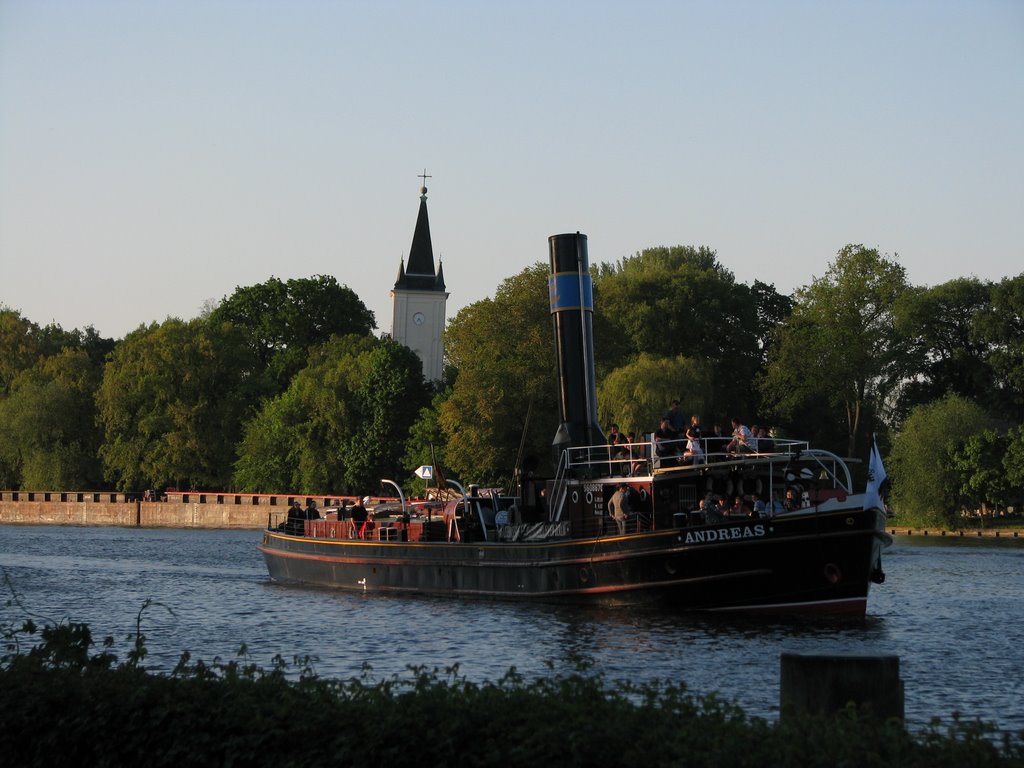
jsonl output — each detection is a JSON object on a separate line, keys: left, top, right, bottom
{"left": 413, "top": 312, "right": 425, "bottom": 326}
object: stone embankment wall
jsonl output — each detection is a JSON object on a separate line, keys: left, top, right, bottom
{"left": 0, "top": 491, "right": 360, "bottom": 530}
{"left": 888, "top": 527, "right": 1021, "bottom": 539}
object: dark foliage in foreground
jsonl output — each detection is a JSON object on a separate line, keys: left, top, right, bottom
{"left": 1, "top": 616, "right": 1021, "bottom": 768}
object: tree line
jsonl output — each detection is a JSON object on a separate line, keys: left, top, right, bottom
{"left": 1, "top": 247, "right": 1021, "bottom": 527}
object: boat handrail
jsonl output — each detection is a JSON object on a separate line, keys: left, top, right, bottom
{"left": 562, "top": 437, "right": 816, "bottom": 476}
{"left": 793, "top": 448, "right": 854, "bottom": 494}
{"left": 379, "top": 479, "right": 406, "bottom": 517}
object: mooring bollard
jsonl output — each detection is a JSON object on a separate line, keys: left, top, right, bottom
{"left": 780, "top": 653, "right": 904, "bottom": 720}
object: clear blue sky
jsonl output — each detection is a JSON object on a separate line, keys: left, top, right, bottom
{"left": 2, "top": 1, "right": 1021, "bottom": 340}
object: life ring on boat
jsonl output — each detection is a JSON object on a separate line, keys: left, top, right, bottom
{"left": 329, "top": 527, "right": 336, "bottom": 538}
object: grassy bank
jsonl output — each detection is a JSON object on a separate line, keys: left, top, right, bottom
{"left": 2, "top": 616, "right": 1022, "bottom": 768}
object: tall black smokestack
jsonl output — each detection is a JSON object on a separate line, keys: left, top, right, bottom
{"left": 548, "top": 232, "right": 605, "bottom": 454}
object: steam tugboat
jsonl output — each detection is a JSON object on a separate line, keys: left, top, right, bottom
{"left": 259, "top": 233, "right": 890, "bottom": 615}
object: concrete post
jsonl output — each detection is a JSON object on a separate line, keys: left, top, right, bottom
{"left": 780, "top": 653, "right": 904, "bottom": 721}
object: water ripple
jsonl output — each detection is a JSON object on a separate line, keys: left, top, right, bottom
{"left": 2, "top": 527, "right": 1021, "bottom": 734}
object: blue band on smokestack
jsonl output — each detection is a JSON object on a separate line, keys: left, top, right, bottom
{"left": 548, "top": 273, "right": 594, "bottom": 313}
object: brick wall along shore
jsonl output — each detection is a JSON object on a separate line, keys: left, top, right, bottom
{"left": 0, "top": 491, "right": 365, "bottom": 529}
{"left": 2, "top": 491, "right": 1022, "bottom": 536}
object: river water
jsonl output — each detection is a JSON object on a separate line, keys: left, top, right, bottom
{"left": 1, "top": 526, "right": 1022, "bottom": 735}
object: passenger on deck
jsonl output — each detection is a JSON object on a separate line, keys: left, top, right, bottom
{"left": 784, "top": 488, "right": 801, "bottom": 512}
{"left": 305, "top": 499, "right": 321, "bottom": 520}
{"left": 350, "top": 497, "right": 369, "bottom": 538}
{"left": 655, "top": 418, "right": 680, "bottom": 464}
{"left": 726, "top": 418, "right": 754, "bottom": 454}
{"left": 608, "top": 483, "right": 630, "bottom": 535}
{"left": 684, "top": 414, "right": 704, "bottom": 461}
{"left": 609, "top": 430, "right": 629, "bottom": 473}
{"left": 748, "top": 425, "right": 761, "bottom": 453}
{"left": 752, "top": 493, "right": 768, "bottom": 518}
{"left": 284, "top": 499, "right": 304, "bottom": 535}
{"left": 626, "top": 432, "right": 646, "bottom": 475}
{"left": 607, "top": 423, "right": 622, "bottom": 445}
{"left": 703, "top": 493, "right": 724, "bottom": 523}
{"left": 664, "top": 400, "right": 686, "bottom": 438}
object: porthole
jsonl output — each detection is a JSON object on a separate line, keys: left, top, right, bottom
{"left": 824, "top": 563, "right": 841, "bottom": 584}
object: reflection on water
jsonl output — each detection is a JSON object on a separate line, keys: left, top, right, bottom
{"left": 1, "top": 527, "right": 1022, "bottom": 734}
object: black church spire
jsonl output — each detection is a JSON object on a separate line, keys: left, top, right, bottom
{"left": 394, "top": 176, "right": 445, "bottom": 291}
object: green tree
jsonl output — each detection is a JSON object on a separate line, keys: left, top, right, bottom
{"left": 234, "top": 335, "right": 429, "bottom": 494}
{"left": 1004, "top": 425, "right": 1024, "bottom": 495}
{"left": 96, "top": 318, "right": 258, "bottom": 491}
{"left": 0, "top": 309, "right": 42, "bottom": 397}
{"left": 0, "top": 310, "right": 114, "bottom": 488}
{"left": 341, "top": 341, "right": 430, "bottom": 491}
{"left": 596, "top": 353, "right": 715, "bottom": 438}
{"left": 760, "top": 245, "right": 911, "bottom": 457}
{"left": 440, "top": 264, "right": 558, "bottom": 485}
{"left": 207, "top": 275, "right": 376, "bottom": 395}
{"left": 0, "top": 348, "right": 104, "bottom": 489}
{"left": 950, "top": 429, "right": 1012, "bottom": 515}
{"left": 231, "top": 388, "right": 307, "bottom": 494}
{"left": 888, "top": 394, "right": 993, "bottom": 527}
{"left": 401, "top": 387, "right": 451, "bottom": 497}
{"left": 749, "top": 279, "right": 795, "bottom": 367}
{"left": 593, "top": 246, "right": 764, "bottom": 415}
{"left": 972, "top": 273, "right": 1024, "bottom": 422}
{"left": 893, "top": 278, "right": 994, "bottom": 419}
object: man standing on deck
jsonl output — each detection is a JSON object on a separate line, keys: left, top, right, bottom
{"left": 608, "top": 483, "right": 630, "bottom": 535}
{"left": 305, "top": 499, "right": 321, "bottom": 520}
{"left": 664, "top": 400, "right": 686, "bottom": 438}
{"left": 349, "top": 497, "right": 369, "bottom": 539}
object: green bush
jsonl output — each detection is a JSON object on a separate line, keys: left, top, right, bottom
{"left": 889, "top": 394, "right": 993, "bottom": 527}
{"left": 2, "top": 615, "right": 1021, "bottom": 767}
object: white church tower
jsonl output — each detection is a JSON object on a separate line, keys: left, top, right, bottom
{"left": 390, "top": 174, "right": 448, "bottom": 382}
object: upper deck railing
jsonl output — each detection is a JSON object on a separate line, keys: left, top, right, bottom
{"left": 561, "top": 436, "right": 854, "bottom": 494}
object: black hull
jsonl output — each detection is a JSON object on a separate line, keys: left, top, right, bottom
{"left": 259, "top": 507, "right": 888, "bottom": 616}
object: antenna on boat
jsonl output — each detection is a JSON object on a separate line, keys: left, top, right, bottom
{"left": 508, "top": 399, "right": 533, "bottom": 495}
